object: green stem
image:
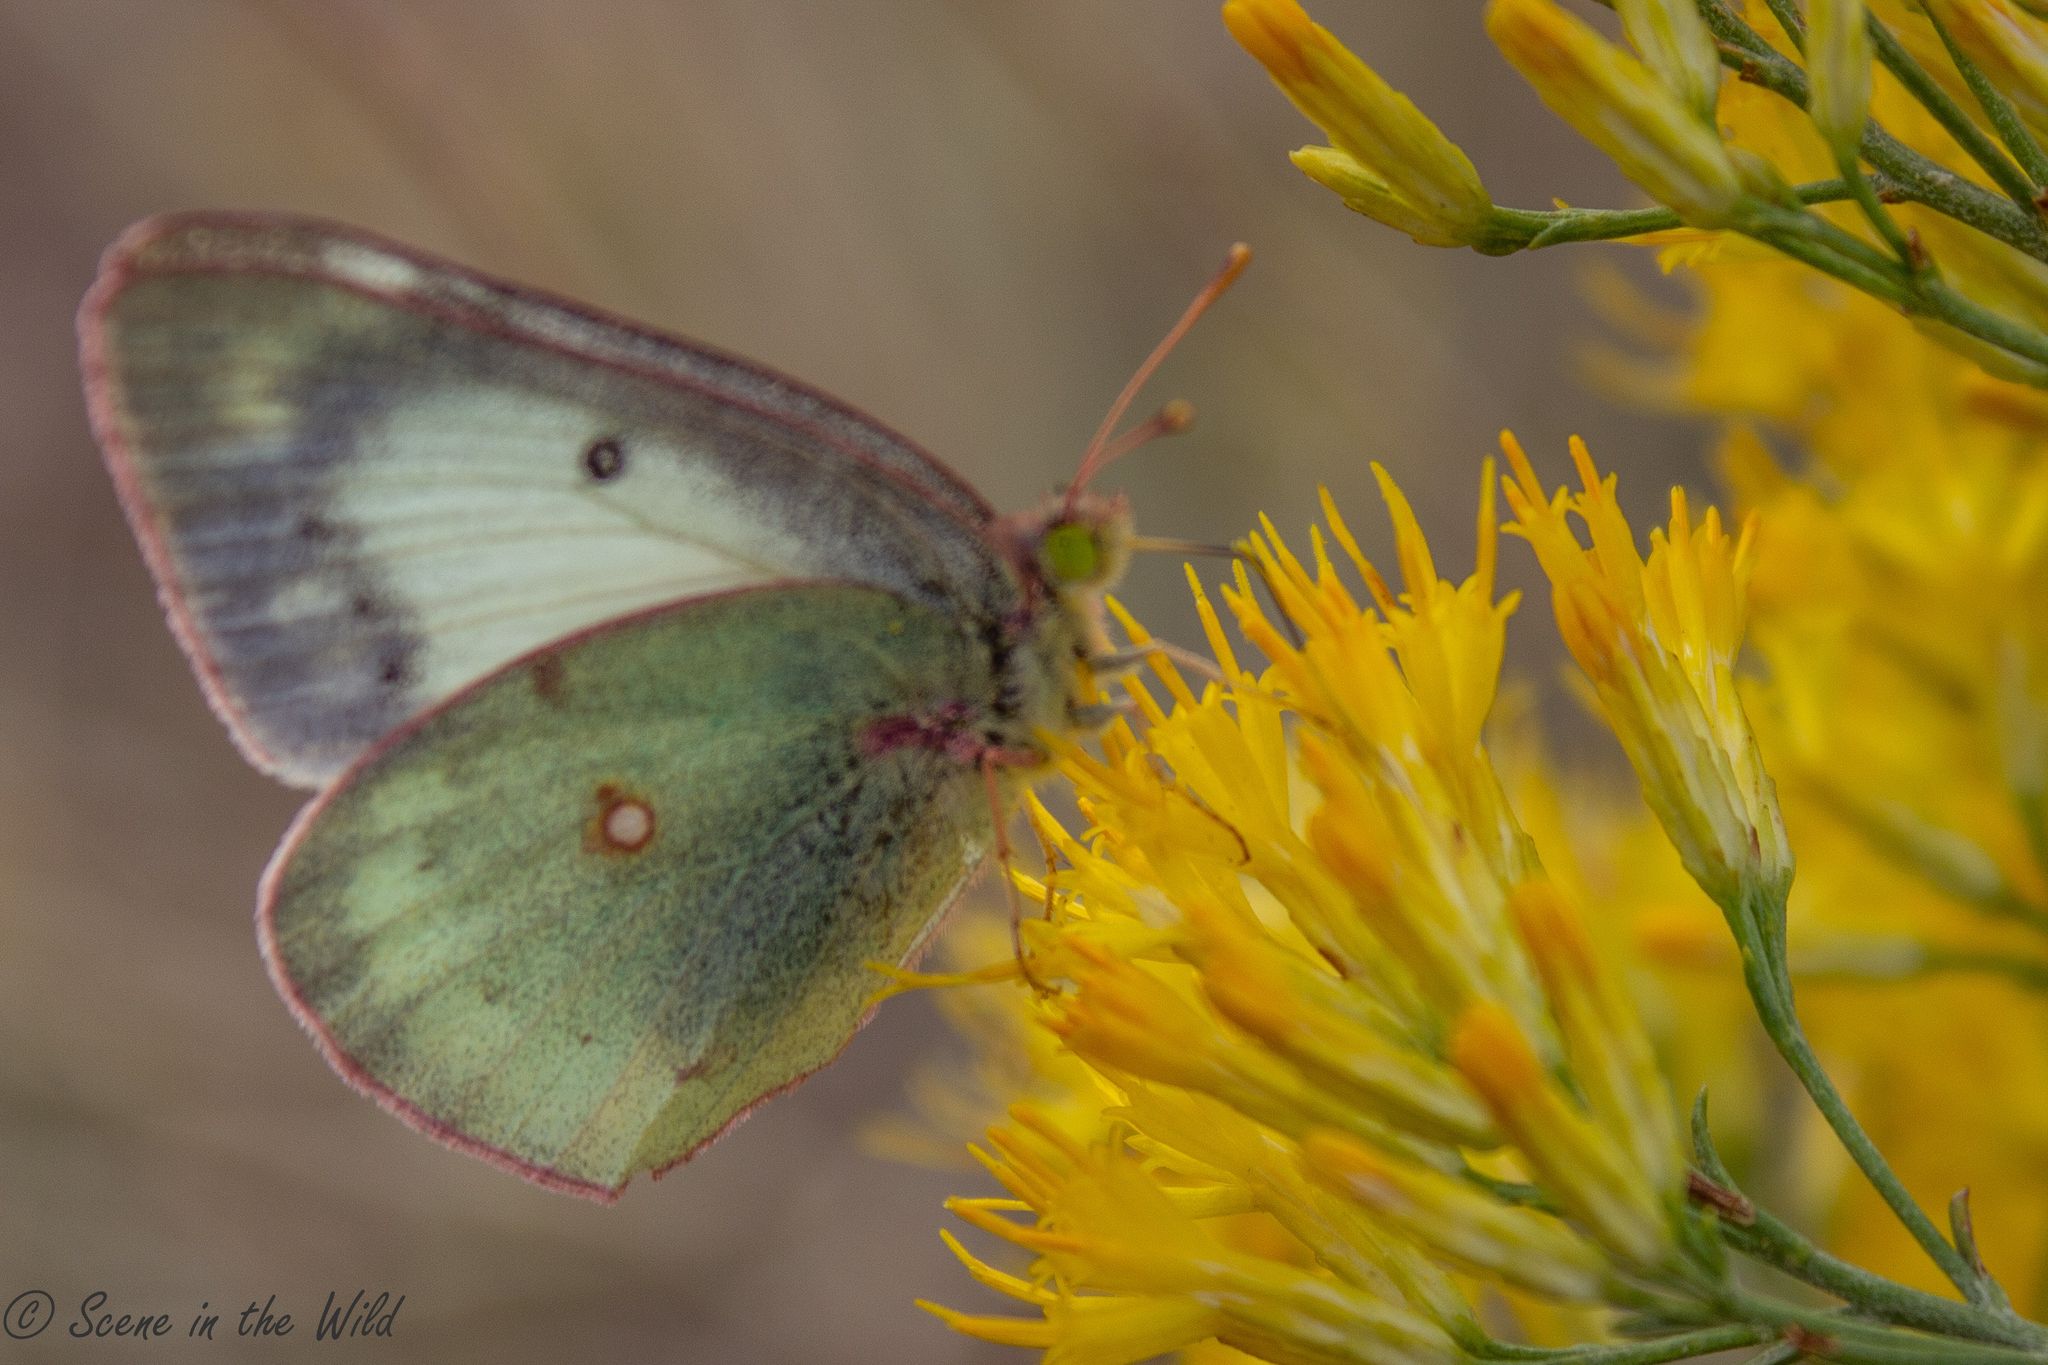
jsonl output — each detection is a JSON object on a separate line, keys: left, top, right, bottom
{"left": 1478, "top": 1325, "right": 1776, "bottom": 1364}
{"left": 1920, "top": 1, "right": 2048, "bottom": 190}
{"left": 1649, "top": 1286, "right": 2048, "bottom": 1365}
{"left": 1919, "top": 276, "right": 2048, "bottom": 372}
{"left": 1735, "top": 911, "right": 1990, "bottom": 1305}
{"left": 1743, "top": 212, "right": 1911, "bottom": 304}
{"left": 1750, "top": 201, "right": 1904, "bottom": 279}
{"left": 1736, "top": 203, "right": 2048, "bottom": 375}
{"left": 1690, "top": 1097, "right": 2046, "bottom": 1347}
{"left": 1863, "top": 11, "right": 2042, "bottom": 212}
{"left": 1721, "top": 1193, "right": 2046, "bottom": 1346}
{"left": 1726, "top": 1291, "right": 2048, "bottom": 1365}
{"left": 1692, "top": 0, "right": 2048, "bottom": 260}
{"left": 1840, "top": 151, "right": 1921, "bottom": 266}
{"left": 1478, "top": 180, "right": 1854, "bottom": 252}
{"left": 1758, "top": 0, "right": 1807, "bottom": 48}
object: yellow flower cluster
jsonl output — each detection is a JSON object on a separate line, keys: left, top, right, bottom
{"left": 1576, "top": 10, "right": 2048, "bottom": 1300}
{"left": 896, "top": 0, "right": 2048, "bottom": 1353}
{"left": 1629, "top": 263, "right": 2048, "bottom": 1304}
{"left": 1221, "top": 0, "right": 1493, "bottom": 247}
{"left": 1204, "top": 0, "right": 2048, "bottom": 1308}
{"left": 1226, "top": 0, "right": 2048, "bottom": 384}
{"left": 914, "top": 454, "right": 1780, "bottom": 1362}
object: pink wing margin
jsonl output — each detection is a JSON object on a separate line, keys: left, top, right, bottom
{"left": 76, "top": 211, "right": 1004, "bottom": 787}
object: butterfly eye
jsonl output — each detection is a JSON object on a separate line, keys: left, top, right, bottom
{"left": 582, "top": 436, "right": 627, "bottom": 483}
{"left": 1042, "top": 521, "right": 1104, "bottom": 584}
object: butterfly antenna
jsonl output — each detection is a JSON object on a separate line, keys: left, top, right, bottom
{"left": 1095, "top": 399, "right": 1195, "bottom": 469}
{"left": 1066, "top": 243, "right": 1251, "bottom": 514}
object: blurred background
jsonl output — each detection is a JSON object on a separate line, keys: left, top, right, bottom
{"left": 0, "top": 2, "right": 1702, "bottom": 1361}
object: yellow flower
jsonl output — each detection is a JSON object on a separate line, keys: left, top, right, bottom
{"left": 1485, "top": 0, "right": 1746, "bottom": 224}
{"left": 1223, "top": 0, "right": 1494, "bottom": 246}
{"left": 1301, "top": 1130, "right": 1611, "bottom": 1301}
{"left": 1501, "top": 433, "right": 1791, "bottom": 911}
{"left": 928, "top": 1108, "right": 1465, "bottom": 1365}
{"left": 1448, "top": 1003, "right": 1668, "bottom": 1269}
{"left": 1615, "top": 0, "right": 1723, "bottom": 122}
{"left": 919, "top": 473, "right": 1693, "bottom": 1362}
{"left": 1575, "top": 64, "right": 2048, "bottom": 1300}
{"left": 1807, "top": 0, "right": 1875, "bottom": 159}
{"left": 1508, "top": 881, "right": 1681, "bottom": 1206}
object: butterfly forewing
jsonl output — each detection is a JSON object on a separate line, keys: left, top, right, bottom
{"left": 82, "top": 214, "right": 1013, "bottom": 787}
{"left": 259, "top": 583, "right": 1002, "bottom": 1198}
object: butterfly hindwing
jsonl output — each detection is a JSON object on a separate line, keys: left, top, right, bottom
{"left": 81, "top": 213, "right": 1012, "bottom": 787}
{"left": 258, "top": 582, "right": 1004, "bottom": 1199}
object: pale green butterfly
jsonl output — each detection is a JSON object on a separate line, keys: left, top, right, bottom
{"left": 77, "top": 213, "right": 1246, "bottom": 1200}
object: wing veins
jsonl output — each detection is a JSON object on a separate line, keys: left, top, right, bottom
{"left": 315, "top": 725, "right": 826, "bottom": 1041}
{"left": 545, "top": 754, "right": 885, "bottom": 1169}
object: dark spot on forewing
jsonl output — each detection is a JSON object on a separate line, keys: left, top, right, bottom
{"left": 582, "top": 435, "right": 626, "bottom": 482}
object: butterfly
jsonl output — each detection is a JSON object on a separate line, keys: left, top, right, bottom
{"left": 77, "top": 213, "right": 1246, "bottom": 1200}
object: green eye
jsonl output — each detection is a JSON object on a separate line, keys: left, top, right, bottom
{"left": 1043, "top": 522, "right": 1102, "bottom": 583}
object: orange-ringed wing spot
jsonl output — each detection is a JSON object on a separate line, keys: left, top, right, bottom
{"left": 588, "top": 783, "right": 657, "bottom": 855}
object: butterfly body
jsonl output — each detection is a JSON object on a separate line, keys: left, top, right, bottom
{"left": 80, "top": 213, "right": 1173, "bottom": 1199}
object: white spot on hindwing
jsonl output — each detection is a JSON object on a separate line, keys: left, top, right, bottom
{"left": 590, "top": 785, "right": 656, "bottom": 854}
{"left": 604, "top": 801, "right": 653, "bottom": 851}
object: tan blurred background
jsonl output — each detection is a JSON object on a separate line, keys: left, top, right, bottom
{"left": 0, "top": 2, "right": 1701, "bottom": 1361}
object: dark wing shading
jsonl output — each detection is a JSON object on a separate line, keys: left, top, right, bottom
{"left": 80, "top": 213, "right": 1012, "bottom": 787}
{"left": 258, "top": 582, "right": 1002, "bottom": 1199}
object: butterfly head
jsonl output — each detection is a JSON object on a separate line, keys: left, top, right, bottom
{"left": 1035, "top": 491, "right": 1134, "bottom": 595}
{"left": 1025, "top": 242, "right": 1244, "bottom": 610}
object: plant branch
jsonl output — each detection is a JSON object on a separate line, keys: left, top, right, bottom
{"left": 1478, "top": 180, "right": 1854, "bottom": 251}
{"left": 1479, "top": 1324, "right": 1777, "bottom": 1364}
{"left": 1691, "top": 0, "right": 2048, "bottom": 260}
{"left": 1919, "top": 0, "right": 2048, "bottom": 190}
{"left": 1734, "top": 902, "right": 1996, "bottom": 1306}
{"left": 1689, "top": 1097, "right": 2047, "bottom": 1348}
{"left": 1733, "top": 202, "right": 2048, "bottom": 375}
{"left": 1863, "top": 8, "right": 2041, "bottom": 210}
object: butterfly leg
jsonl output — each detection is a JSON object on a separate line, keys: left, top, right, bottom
{"left": 976, "top": 748, "right": 1057, "bottom": 997}
{"left": 863, "top": 707, "right": 1050, "bottom": 991}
